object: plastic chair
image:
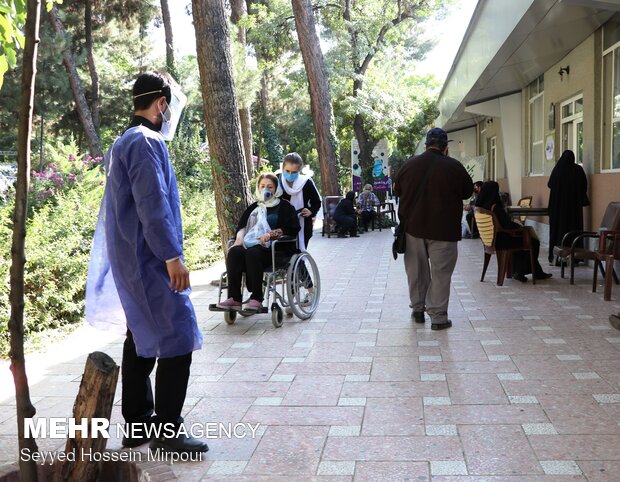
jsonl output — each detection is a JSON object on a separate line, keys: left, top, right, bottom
{"left": 554, "top": 202, "right": 620, "bottom": 284}
{"left": 321, "top": 196, "right": 343, "bottom": 238}
{"left": 474, "top": 207, "right": 536, "bottom": 286}
{"left": 517, "top": 196, "right": 532, "bottom": 224}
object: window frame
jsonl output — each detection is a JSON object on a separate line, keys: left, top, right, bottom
{"left": 602, "top": 39, "right": 620, "bottom": 172}
{"left": 528, "top": 82, "right": 545, "bottom": 176}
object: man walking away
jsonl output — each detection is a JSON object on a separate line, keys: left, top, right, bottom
{"left": 395, "top": 127, "right": 473, "bottom": 330}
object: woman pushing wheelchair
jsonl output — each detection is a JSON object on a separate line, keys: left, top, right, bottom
{"left": 216, "top": 173, "right": 300, "bottom": 312}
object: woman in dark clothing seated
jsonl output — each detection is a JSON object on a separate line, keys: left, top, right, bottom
{"left": 333, "top": 191, "right": 359, "bottom": 238}
{"left": 475, "top": 181, "right": 551, "bottom": 283}
{"left": 216, "top": 173, "right": 300, "bottom": 312}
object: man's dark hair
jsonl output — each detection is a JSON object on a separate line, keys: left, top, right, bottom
{"left": 426, "top": 138, "right": 448, "bottom": 150}
{"left": 132, "top": 72, "right": 172, "bottom": 111}
{"left": 474, "top": 181, "right": 483, "bottom": 189}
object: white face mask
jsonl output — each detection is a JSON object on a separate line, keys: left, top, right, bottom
{"left": 159, "top": 87, "right": 187, "bottom": 141}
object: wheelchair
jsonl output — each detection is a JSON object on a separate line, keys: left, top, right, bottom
{"left": 208, "top": 236, "right": 321, "bottom": 328}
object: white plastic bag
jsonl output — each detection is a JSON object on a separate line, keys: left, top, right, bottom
{"left": 243, "top": 208, "right": 272, "bottom": 248}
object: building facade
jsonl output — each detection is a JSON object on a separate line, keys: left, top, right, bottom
{"left": 434, "top": 0, "right": 620, "bottom": 243}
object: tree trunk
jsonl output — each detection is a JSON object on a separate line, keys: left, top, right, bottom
{"left": 10, "top": 1, "right": 42, "bottom": 481}
{"left": 160, "top": 0, "right": 178, "bottom": 80}
{"left": 84, "top": 0, "right": 100, "bottom": 130}
{"left": 62, "top": 352, "right": 119, "bottom": 482}
{"left": 48, "top": 6, "right": 102, "bottom": 158}
{"left": 353, "top": 112, "right": 377, "bottom": 178}
{"left": 239, "top": 107, "right": 254, "bottom": 177}
{"left": 291, "top": 0, "right": 340, "bottom": 196}
{"left": 231, "top": 0, "right": 254, "bottom": 178}
{"left": 192, "top": 0, "right": 252, "bottom": 251}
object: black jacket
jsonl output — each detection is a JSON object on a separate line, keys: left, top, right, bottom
{"left": 236, "top": 200, "right": 300, "bottom": 253}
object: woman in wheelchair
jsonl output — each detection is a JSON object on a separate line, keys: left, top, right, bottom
{"left": 216, "top": 173, "right": 300, "bottom": 312}
{"left": 475, "top": 181, "right": 551, "bottom": 283}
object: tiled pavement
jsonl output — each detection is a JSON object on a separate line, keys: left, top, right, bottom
{"left": 1, "top": 226, "right": 620, "bottom": 480}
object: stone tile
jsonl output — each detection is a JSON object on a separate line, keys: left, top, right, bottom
{"left": 426, "top": 424, "right": 458, "bottom": 436}
{"left": 538, "top": 394, "right": 620, "bottom": 435}
{"left": 529, "top": 434, "right": 620, "bottom": 460}
{"left": 243, "top": 406, "right": 363, "bottom": 426}
{"left": 221, "top": 357, "right": 281, "bottom": 382}
{"left": 245, "top": 426, "right": 328, "bottom": 475}
{"left": 430, "top": 460, "right": 468, "bottom": 475}
{"left": 370, "top": 356, "right": 420, "bottom": 381}
{"left": 317, "top": 461, "right": 355, "bottom": 476}
{"left": 282, "top": 375, "right": 344, "bottom": 406}
{"left": 509, "top": 395, "right": 539, "bottom": 404}
{"left": 323, "top": 435, "right": 463, "bottom": 461}
{"left": 540, "top": 460, "right": 583, "bottom": 475}
{"left": 329, "top": 425, "right": 361, "bottom": 436}
{"left": 353, "top": 462, "right": 429, "bottom": 481}
{"left": 522, "top": 423, "right": 558, "bottom": 435}
{"left": 425, "top": 404, "right": 548, "bottom": 424}
{"left": 338, "top": 397, "right": 366, "bottom": 406}
{"left": 578, "top": 461, "right": 620, "bottom": 481}
{"left": 446, "top": 373, "right": 508, "bottom": 404}
{"left": 362, "top": 397, "right": 424, "bottom": 436}
{"left": 461, "top": 425, "right": 543, "bottom": 475}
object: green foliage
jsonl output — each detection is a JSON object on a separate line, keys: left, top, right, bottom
{"left": 395, "top": 98, "right": 439, "bottom": 157}
{"left": 180, "top": 190, "right": 220, "bottom": 270}
{"left": 260, "top": 117, "right": 283, "bottom": 170}
{"left": 0, "top": 0, "right": 60, "bottom": 90}
{"left": 0, "top": 142, "right": 104, "bottom": 356}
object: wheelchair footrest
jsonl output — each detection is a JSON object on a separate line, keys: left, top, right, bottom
{"left": 209, "top": 304, "right": 269, "bottom": 315}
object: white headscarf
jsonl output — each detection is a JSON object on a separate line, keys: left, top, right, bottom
{"left": 243, "top": 175, "right": 283, "bottom": 247}
{"left": 281, "top": 174, "right": 310, "bottom": 250}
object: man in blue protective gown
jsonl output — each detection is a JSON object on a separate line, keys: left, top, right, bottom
{"left": 87, "top": 72, "right": 207, "bottom": 454}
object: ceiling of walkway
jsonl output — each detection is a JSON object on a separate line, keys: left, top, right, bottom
{"left": 443, "top": 0, "right": 619, "bottom": 131}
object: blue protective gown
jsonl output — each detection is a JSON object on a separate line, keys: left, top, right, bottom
{"left": 86, "top": 118, "right": 202, "bottom": 358}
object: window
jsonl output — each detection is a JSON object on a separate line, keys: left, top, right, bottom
{"left": 561, "top": 95, "right": 584, "bottom": 165}
{"left": 529, "top": 75, "right": 544, "bottom": 175}
{"left": 488, "top": 136, "right": 497, "bottom": 180}
{"left": 603, "top": 35, "right": 620, "bottom": 170}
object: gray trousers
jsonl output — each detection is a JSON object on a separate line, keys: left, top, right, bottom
{"left": 404, "top": 233, "right": 458, "bottom": 323}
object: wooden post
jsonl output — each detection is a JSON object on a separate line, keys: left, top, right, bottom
{"left": 62, "top": 351, "right": 119, "bottom": 482}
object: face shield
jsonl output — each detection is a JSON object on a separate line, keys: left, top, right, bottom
{"left": 160, "top": 86, "right": 187, "bottom": 142}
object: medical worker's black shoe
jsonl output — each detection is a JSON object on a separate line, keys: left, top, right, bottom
{"left": 149, "top": 433, "right": 209, "bottom": 454}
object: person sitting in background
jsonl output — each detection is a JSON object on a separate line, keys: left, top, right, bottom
{"left": 333, "top": 191, "right": 359, "bottom": 238}
{"left": 357, "top": 184, "right": 380, "bottom": 231}
{"left": 217, "top": 173, "right": 300, "bottom": 312}
{"left": 463, "top": 181, "right": 483, "bottom": 238}
{"left": 475, "top": 181, "right": 551, "bottom": 283}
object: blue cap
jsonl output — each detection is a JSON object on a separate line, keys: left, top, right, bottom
{"left": 425, "top": 127, "right": 450, "bottom": 145}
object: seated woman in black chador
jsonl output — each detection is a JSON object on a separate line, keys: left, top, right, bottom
{"left": 333, "top": 191, "right": 359, "bottom": 238}
{"left": 475, "top": 181, "right": 551, "bottom": 283}
{"left": 216, "top": 173, "right": 300, "bottom": 312}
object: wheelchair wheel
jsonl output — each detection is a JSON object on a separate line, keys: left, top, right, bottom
{"left": 286, "top": 252, "right": 320, "bottom": 320}
{"left": 224, "top": 310, "right": 237, "bottom": 325}
{"left": 271, "top": 303, "right": 283, "bottom": 328}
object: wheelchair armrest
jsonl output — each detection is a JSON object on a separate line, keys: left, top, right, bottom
{"left": 275, "top": 235, "right": 297, "bottom": 242}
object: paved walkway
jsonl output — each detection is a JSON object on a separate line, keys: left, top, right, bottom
{"left": 1, "top": 226, "right": 620, "bottom": 480}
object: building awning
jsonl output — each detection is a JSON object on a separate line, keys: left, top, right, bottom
{"left": 438, "top": 0, "right": 619, "bottom": 132}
